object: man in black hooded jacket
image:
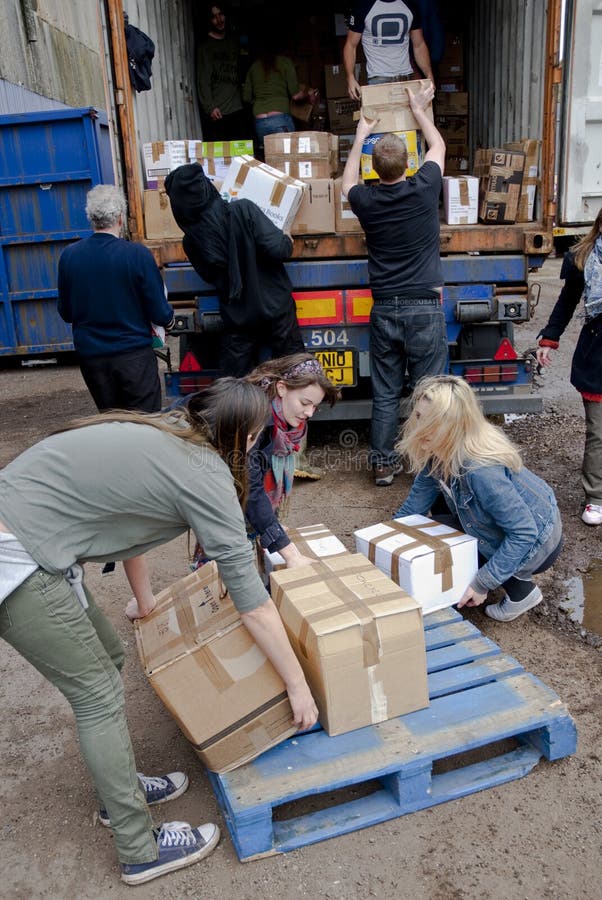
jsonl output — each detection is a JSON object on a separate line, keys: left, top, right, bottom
{"left": 165, "top": 163, "right": 304, "bottom": 376}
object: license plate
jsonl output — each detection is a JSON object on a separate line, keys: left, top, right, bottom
{"left": 314, "top": 349, "right": 356, "bottom": 386}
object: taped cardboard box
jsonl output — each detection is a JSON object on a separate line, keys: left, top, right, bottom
{"left": 354, "top": 515, "right": 479, "bottom": 614}
{"left": 143, "top": 189, "right": 183, "bottom": 239}
{"left": 360, "top": 130, "right": 424, "bottom": 181}
{"left": 334, "top": 177, "right": 363, "bottom": 233}
{"left": 291, "top": 178, "right": 335, "bottom": 235}
{"left": 359, "top": 79, "right": 434, "bottom": 133}
{"left": 187, "top": 139, "right": 254, "bottom": 182}
{"left": 143, "top": 140, "right": 189, "bottom": 188}
{"left": 264, "top": 132, "right": 339, "bottom": 180}
{"left": 271, "top": 554, "right": 428, "bottom": 736}
{"left": 474, "top": 148, "right": 525, "bottom": 224}
{"left": 442, "top": 175, "right": 478, "bottom": 225}
{"left": 263, "top": 523, "right": 350, "bottom": 575}
{"left": 325, "top": 63, "right": 365, "bottom": 99}
{"left": 135, "top": 563, "right": 296, "bottom": 774}
{"left": 220, "top": 156, "right": 306, "bottom": 231}
{"left": 503, "top": 140, "right": 540, "bottom": 222}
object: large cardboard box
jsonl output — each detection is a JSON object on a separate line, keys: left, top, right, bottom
{"left": 291, "top": 178, "right": 336, "bottom": 235}
{"left": 442, "top": 175, "right": 479, "bottom": 225}
{"left": 143, "top": 189, "right": 183, "bottom": 240}
{"left": 135, "top": 563, "right": 296, "bottom": 773}
{"left": 271, "top": 554, "right": 429, "bottom": 736}
{"left": 359, "top": 79, "right": 434, "bottom": 133}
{"left": 143, "top": 140, "right": 189, "bottom": 188}
{"left": 325, "top": 63, "right": 365, "bottom": 99}
{"left": 354, "top": 515, "right": 479, "bottom": 614}
{"left": 220, "top": 156, "right": 306, "bottom": 231}
{"left": 439, "top": 33, "right": 464, "bottom": 78}
{"left": 434, "top": 92, "right": 468, "bottom": 116}
{"left": 187, "top": 138, "right": 254, "bottom": 182}
{"left": 328, "top": 97, "right": 361, "bottom": 132}
{"left": 503, "top": 139, "right": 540, "bottom": 222}
{"left": 436, "top": 115, "right": 468, "bottom": 149}
{"left": 264, "top": 132, "right": 338, "bottom": 180}
{"left": 337, "top": 132, "right": 356, "bottom": 168}
{"left": 263, "top": 523, "right": 350, "bottom": 575}
{"left": 474, "top": 148, "right": 525, "bottom": 224}
{"left": 334, "top": 177, "right": 364, "bottom": 233}
{"left": 360, "top": 130, "right": 424, "bottom": 181}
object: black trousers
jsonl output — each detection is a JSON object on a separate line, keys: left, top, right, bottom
{"left": 220, "top": 306, "right": 305, "bottom": 378}
{"left": 79, "top": 346, "right": 162, "bottom": 412}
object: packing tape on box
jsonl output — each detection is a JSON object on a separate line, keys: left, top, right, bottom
{"left": 195, "top": 643, "right": 235, "bottom": 692}
{"left": 151, "top": 141, "right": 165, "bottom": 161}
{"left": 272, "top": 560, "right": 395, "bottom": 668}
{"left": 367, "top": 521, "right": 463, "bottom": 592}
{"left": 459, "top": 179, "right": 469, "bottom": 206}
{"left": 194, "top": 691, "right": 289, "bottom": 751}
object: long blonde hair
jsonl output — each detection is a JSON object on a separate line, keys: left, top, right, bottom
{"left": 396, "top": 375, "right": 523, "bottom": 481}
{"left": 572, "top": 207, "right": 602, "bottom": 270}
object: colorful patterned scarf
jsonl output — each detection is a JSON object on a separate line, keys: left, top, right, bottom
{"left": 263, "top": 397, "right": 307, "bottom": 511}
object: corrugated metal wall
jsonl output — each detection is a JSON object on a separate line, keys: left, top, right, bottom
{"left": 0, "top": 79, "right": 70, "bottom": 115}
{"left": 123, "top": 0, "right": 202, "bottom": 150}
{"left": 467, "top": 0, "right": 547, "bottom": 151}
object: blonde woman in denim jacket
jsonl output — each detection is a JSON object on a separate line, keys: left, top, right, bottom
{"left": 393, "top": 375, "right": 563, "bottom": 622}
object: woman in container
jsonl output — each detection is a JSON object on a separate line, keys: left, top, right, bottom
{"left": 245, "top": 353, "right": 340, "bottom": 566}
{"left": 0, "top": 379, "right": 318, "bottom": 886}
{"left": 392, "top": 374, "right": 563, "bottom": 622}
{"left": 536, "top": 207, "right": 602, "bottom": 526}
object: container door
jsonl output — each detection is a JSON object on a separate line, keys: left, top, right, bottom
{"left": 557, "top": 0, "right": 602, "bottom": 225}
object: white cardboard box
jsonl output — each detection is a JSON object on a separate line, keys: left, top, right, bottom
{"left": 219, "top": 156, "right": 306, "bottom": 231}
{"left": 143, "top": 140, "right": 189, "bottom": 188}
{"left": 442, "top": 175, "right": 479, "bottom": 225}
{"left": 354, "top": 515, "right": 478, "bottom": 614}
{"left": 263, "top": 523, "right": 350, "bottom": 575}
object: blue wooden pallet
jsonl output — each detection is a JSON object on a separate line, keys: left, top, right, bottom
{"left": 207, "top": 607, "right": 577, "bottom": 861}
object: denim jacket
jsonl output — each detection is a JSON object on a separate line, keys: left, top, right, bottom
{"left": 393, "top": 463, "right": 559, "bottom": 592}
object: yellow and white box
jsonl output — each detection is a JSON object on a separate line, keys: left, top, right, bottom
{"left": 442, "top": 175, "right": 479, "bottom": 225}
{"left": 360, "top": 130, "right": 424, "bottom": 181}
{"left": 354, "top": 515, "right": 479, "bottom": 614}
{"left": 220, "top": 156, "right": 306, "bottom": 231}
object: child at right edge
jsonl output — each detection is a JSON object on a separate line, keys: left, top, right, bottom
{"left": 392, "top": 375, "right": 563, "bottom": 622}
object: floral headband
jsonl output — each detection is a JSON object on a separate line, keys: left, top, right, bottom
{"left": 259, "top": 357, "right": 324, "bottom": 389}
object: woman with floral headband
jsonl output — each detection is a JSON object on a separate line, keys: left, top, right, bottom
{"left": 245, "top": 353, "right": 340, "bottom": 567}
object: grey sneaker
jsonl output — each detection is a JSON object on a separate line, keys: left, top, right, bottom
{"left": 485, "top": 586, "right": 543, "bottom": 622}
{"left": 121, "top": 821, "right": 220, "bottom": 885}
{"left": 374, "top": 461, "right": 404, "bottom": 487}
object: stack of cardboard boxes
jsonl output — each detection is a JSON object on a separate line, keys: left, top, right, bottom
{"left": 434, "top": 32, "right": 468, "bottom": 178}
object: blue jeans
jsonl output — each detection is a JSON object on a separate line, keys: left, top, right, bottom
{"left": 369, "top": 298, "right": 448, "bottom": 468}
{"left": 254, "top": 113, "right": 295, "bottom": 154}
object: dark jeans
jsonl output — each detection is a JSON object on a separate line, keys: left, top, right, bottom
{"left": 220, "top": 305, "right": 305, "bottom": 377}
{"left": 79, "top": 345, "right": 162, "bottom": 412}
{"left": 369, "top": 298, "right": 448, "bottom": 468}
{"left": 254, "top": 113, "right": 295, "bottom": 156}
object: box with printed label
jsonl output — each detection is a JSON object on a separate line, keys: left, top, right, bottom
{"left": 474, "top": 148, "right": 525, "bottom": 224}
{"left": 264, "top": 132, "right": 338, "bottom": 180}
{"left": 442, "top": 175, "right": 479, "bottom": 225}
{"left": 503, "top": 140, "right": 540, "bottom": 222}
{"left": 262, "top": 523, "right": 350, "bottom": 575}
{"left": 135, "top": 563, "right": 296, "bottom": 774}
{"left": 359, "top": 79, "right": 434, "bottom": 133}
{"left": 143, "top": 140, "right": 189, "bottom": 188}
{"left": 143, "top": 189, "right": 183, "bottom": 240}
{"left": 360, "top": 130, "right": 424, "bottom": 181}
{"left": 187, "top": 139, "right": 254, "bottom": 181}
{"left": 325, "top": 63, "right": 365, "bottom": 99}
{"left": 270, "top": 553, "right": 429, "bottom": 736}
{"left": 328, "top": 97, "right": 361, "bottom": 132}
{"left": 220, "top": 156, "right": 306, "bottom": 231}
{"left": 291, "top": 178, "right": 336, "bottom": 235}
{"left": 354, "top": 515, "right": 479, "bottom": 614}
{"left": 334, "top": 177, "right": 363, "bottom": 233}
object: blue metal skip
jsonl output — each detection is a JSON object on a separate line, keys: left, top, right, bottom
{"left": 0, "top": 107, "right": 114, "bottom": 355}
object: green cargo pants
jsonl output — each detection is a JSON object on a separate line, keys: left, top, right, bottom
{"left": 0, "top": 569, "right": 157, "bottom": 865}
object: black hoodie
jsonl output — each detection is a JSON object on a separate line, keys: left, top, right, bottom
{"left": 165, "top": 163, "right": 295, "bottom": 330}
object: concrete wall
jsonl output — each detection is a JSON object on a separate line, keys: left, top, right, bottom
{"left": 0, "top": 0, "right": 105, "bottom": 111}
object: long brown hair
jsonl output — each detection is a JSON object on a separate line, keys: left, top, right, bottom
{"left": 246, "top": 352, "right": 340, "bottom": 406}
{"left": 55, "top": 378, "right": 270, "bottom": 506}
{"left": 572, "top": 207, "right": 602, "bottom": 270}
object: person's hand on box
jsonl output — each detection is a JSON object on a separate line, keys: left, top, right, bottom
{"left": 287, "top": 678, "right": 319, "bottom": 730}
{"left": 456, "top": 585, "right": 488, "bottom": 609}
{"left": 406, "top": 80, "right": 435, "bottom": 115}
{"left": 125, "top": 594, "right": 157, "bottom": 621}
{"left": 347, "top": 75, "right": 362, "bottom": 102}
{"left": 356, "top": 113, "right": 379, "bottom": 141}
